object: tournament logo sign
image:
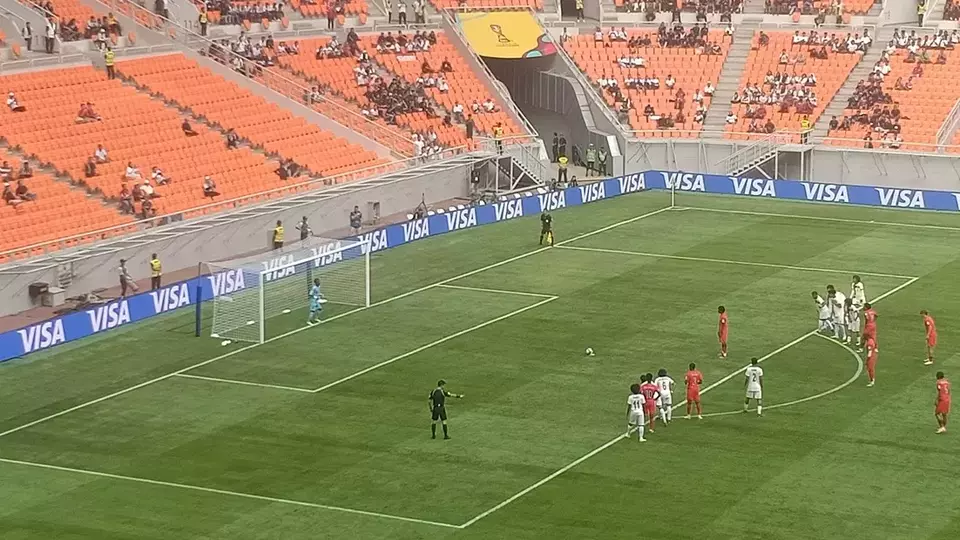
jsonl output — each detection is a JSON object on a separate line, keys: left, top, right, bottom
{"left": 458, "top": 11, "right": 557, "bottom": 59}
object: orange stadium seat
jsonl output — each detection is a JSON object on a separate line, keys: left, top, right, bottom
{"left": 41, "top": 0, "right": 98, "bottom": 27}
{"left": 564, "top": 29, "right": 731, "bottom": 137}
{"left": 278, "top": 36, "right": 470, "bottom": 149}
{"left": 827, "top": 47, "right": 960, "bottom": 152}
{"left": 0, "top": 65, "right": 293, "bottom": 220}
{"left": 427, "top": 0, "right": 542, "bottom": 9}
{"left": 727, "top": 31, "right": 862, "bottom": 142}
{"left": 115, "top": 54, "right": 391, "bottom": 177}
{"left": 0, "top": 149, "right": 132, "bottom": 257}
{"left": 368, "top": 32, "right": 526, "bottom": 141}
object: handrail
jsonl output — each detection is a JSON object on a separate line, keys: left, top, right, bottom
{"left": 936, "top": 98, "right": 960, "bottom": 150}
{"left": 0, "top": 137, "right": 519, "bottom": 260}
{"left": 923, "top": 0, "right": 945, "bottom": 25}
{"left": 818, "top": 136, "right": 960, "bottom": 156}
{"left": 441, "top": 7, "right": 539, "bottom": 138}
{"left": 714, "top": 131, "right": 794, "bottom": 173}
{"left": 94, "top": 0, "right": 418, "bottom": 157}
{"left": 14, "top": 0, "right": 67, "bottom": 52}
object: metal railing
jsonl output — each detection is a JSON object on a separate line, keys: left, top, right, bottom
{"left": 714, "top": 131, "right": 794, "bottom": 173}
{"left": 936, "top": 98, "right": 960, "bottom": 150}
{"left": 95, "top": 0, "right": 418, "bottom": 157}
{"left": 819, "top": 136, "right": 960, "bottom": 156}
{"left": 12, "top": 0, "right": 67, "bottom": 51}
{"left": 0, "top": 137, "right": 515, "bottom": 261}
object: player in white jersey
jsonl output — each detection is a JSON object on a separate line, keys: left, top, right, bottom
{"left": 844, "top": 297, "right": 861, "bottom": 345}
{"left": 626, "top": 384, "right": 647, "bottom": 442}
{"left": 828, "top": 285, "right": 846, "bottom": 341}
{"left": 743, "top": 357, "right": 763, "bottom": 416}
{"left": 850, "top": 275, "right": 866, "bottom": 310}
{"left": 813, "top": 291, "right": 832, "bottom": 333}
{"left": 654, "top": 368, "right": 675, "bottom": 424}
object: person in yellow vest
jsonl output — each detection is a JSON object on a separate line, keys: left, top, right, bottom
{"left": 918, "top": 0, "right": 927, "bottom": 26}
{"left": 575, "top": 0, "right": 584, "bottom": 22}
{"left": 799, "top": 115, "right": 811, "bottom": 143}
{"left": 493, "top": 122, "right": 504, "bottom": 154}
{"left": 199, "top": 7, "right": 209, "bottom": 36}
{"left": 149, "top": 253, "right": 162, "bottom": 290}
{"left": 104, "top": 47, "right": 116, "bottom": 80}
{"left": 557, "top": 155, "right": 569, "bottom": 185}
{"left": 273, "top": 220, "right": 284, "bottom": 250}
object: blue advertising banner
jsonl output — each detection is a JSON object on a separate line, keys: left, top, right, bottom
{"left": 1, "top": 169, "right": 957, "bottom": 362}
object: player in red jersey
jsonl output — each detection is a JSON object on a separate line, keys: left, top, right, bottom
{"left": 684, "top": 362, "right": 703, "bottom": 419}
{"left": 935, "top": 371, "right": 951, "bottom": 433}
{"left": 864, "top": 334, "right": 878, "bottom": 387}
{"left": 921, "top": 310, "right": 937, "bottom": 366}
{"left": 718, "top": 305, "right": 729, "bottom": 358}
{"left": 639, "top": 373, "right": 661, "bottom": 433}
{"left": 859, "top": 303, "right": 877, "bottom": 353}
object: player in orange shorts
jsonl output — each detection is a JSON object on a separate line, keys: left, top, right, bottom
{"left": 921, "top": 310, "right": 937, "bottom": 366}
{"left": 717, "top": 305, "right": 728, "bottom": 359}
{"left": 685, "top": 362, "right": 703, "bottom": 419}
{"left": 864, "top": 334, "right": 878, "bottom": 387}
{"left": 936, "top": 371, "right": 951, "bottom": 434}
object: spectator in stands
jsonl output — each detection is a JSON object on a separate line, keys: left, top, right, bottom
{"left": 151, "top": 167, "right": 170, "bottom": 185}
{"left": 44, "top": 17, "right": 56, "bottom": 54}
{"left": 118, "top": 183, "right": 133, "bottom": 214}
{"left": 141, "top": 198, "right": 156, "bottom": 220}
{"left": 17, "top": 161, "right": 33, "bottom": 179}
{"left": 203, "top": 175, "right": 219, "bottom": 198}
{"left": 23, "top": 22, "right": 33, "bottom": 52}
{"left": 106, "top": 12, "right": 121, "bottom": 34}
{"left": 16, "top": 180, "right": 36, "bottom": 201}
{"left": 199, "top": 6, "right": 208, "bottom": 36}
{"left": 3, "top": 182, "right": 23, "bottom": 207}
{"left": 6, "top": 92, "right": 26, "bottom": 112}
{"left": 85, "top": 157, "right": 98, "bottom": 178}
{"left": 0, "top": 161, "right": 11, "bottom": 181}
{"left": 226, "top": 128, "right": 240, "bottom": 149}
{"left": 726, "top": 111, "right": 738, "bottom": 124}
{"left": 140, "top": 179, "right": 157, "bottom": 199}
{"left": 181, "top": 119, "right": 199, "bottom": 137}
{"left": 76, "top": 102, "right": 102, "bottom": 123}
{"left": 125, "top": 162, "right": 143, "bottom": 181}
{"left": 95, "top": 144, "right": 109, "bottom": 163}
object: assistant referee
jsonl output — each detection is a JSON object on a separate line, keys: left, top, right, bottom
{"left": 429, "top": 380, "right": 463, "bottom": 440}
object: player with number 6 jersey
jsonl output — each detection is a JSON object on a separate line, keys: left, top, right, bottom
{"left": 654, "top": 368, "right": 675, "bottom": 424}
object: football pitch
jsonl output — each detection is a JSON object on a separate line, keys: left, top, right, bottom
{"left": 3, "top": 190, "right": 960, "bottom": 540}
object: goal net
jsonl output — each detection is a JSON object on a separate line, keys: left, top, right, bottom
{"left": 201, "top": 237, "right": 371, "bottom": 343}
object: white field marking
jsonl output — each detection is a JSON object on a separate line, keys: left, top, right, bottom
{"left": 174, "top": 373, "right": 315, "bottom": 393}
{"left": 0, "top": 457, "right": 464, "bottom": 530}
{"left": 700, "top": 333, "right": 864, "bottom": 418}
{"left": 459, "top": 276, "right": 919, "bottom": 528}
{"left": 680, "top": 206, "right": 960, "bottom": 234}
{"left": 556, "top": 245, "right": 917, "bottom": 280}
{"left": 0, "top": 206, "right": 672, "bottom": 440}
{"left": 310, "top": 297, "right": 558, "bottom": 393}
{"left": 436, "top": 284, "right": 556, "bottom": 298}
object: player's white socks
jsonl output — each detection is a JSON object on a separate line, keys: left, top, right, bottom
{"left": 637, "top": 425, "right": 645, "bottom": 441}
{"left": 757, "top": 405, "right": 763, "bottom": 415}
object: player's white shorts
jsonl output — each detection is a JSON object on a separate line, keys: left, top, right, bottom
{"left": 847, "top": 322, "right": 859, "bottom": 333}
{"left": 628, "top": 411, "right": 645, "bottom": 426}
{"left": 658, "top": 395, "right": 672, "bottom": 408}
{"left": 819, "top": 318, "right": 833, "bottom": 331}
{"left": 746, "top": 389, "right": 762, "bottom": 400}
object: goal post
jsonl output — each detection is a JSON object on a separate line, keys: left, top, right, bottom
{"left": 199, "top": 237, "right": 371, "bottom": 343}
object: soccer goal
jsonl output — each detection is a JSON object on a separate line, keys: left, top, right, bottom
{"left": 199, "top": 237, "right": 371, "bottom": 343}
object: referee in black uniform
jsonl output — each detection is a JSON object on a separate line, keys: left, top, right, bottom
{"left": 429, "top": 380, "right": 463, "bottom": 439}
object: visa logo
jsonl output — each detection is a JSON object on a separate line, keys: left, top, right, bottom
{"left": 802, "top": 182, "right": 849, "bottom": 203}
{"left": 730, "top": 177, "right": 777, "bottom": 197}
{"left": 311, "top": 242, "right": 344, "bottom": 268}
{"left": 619, "top": 174, "right": 645, "bottom": 194}
{"left": 150, "top": 283, "right": 190, "bottom": 313}
{"left": 208, "top": 269, "right": 246, "bottom": 297}
{"left": 661, "top": 172, "right": 705, "bottom": 191}
{"left": 494, "top": 199, "right": 523, "bottom": 221}
{"left": 17, "top": 319, "right": 65, "bottom": 353}
{"left": 578, "top": 182, "right": 606, "bottom": 203}
{"left": 262, "top": 255, "right": 297, "bottom": 282}
{"left": 446, "top": 208, "right": 477, "bottom": 231}
{"left": 402, "top": 218, "right": 430, "bottom": 242}
{"left": 357, "top": 229, "right": 388, "bottom": 254}
{"left": 87, "top": 300, "right": 131, "bottom": 333}
{"left": 876, "top": 188, "right": 925, "bottom": 208}
{"left": 537, "top": 191, "right": 566, "bottom": 211}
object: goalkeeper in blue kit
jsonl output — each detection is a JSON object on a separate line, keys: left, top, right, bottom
{"left": 308, "top": 278, "right": 324, "bottom": 325}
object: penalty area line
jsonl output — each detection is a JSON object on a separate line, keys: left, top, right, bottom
{"left": 0, "top": 457, "right": 464, "bottom": 529}
{"left": 459, "top": 276, "right": 919, "bottom": 529}
{"left": 436, "top": 284, "right": 558, "bottom": 299}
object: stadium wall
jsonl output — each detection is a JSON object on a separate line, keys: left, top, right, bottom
{"left": 5, "top": 169, "right": 960, "bottom": 362}
{"left": 0, "top": 163, "right": 474, "bottom": 318}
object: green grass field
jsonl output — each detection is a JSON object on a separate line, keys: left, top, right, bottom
{"left": 3, "top": 190, "right": 960, "bottom": 540}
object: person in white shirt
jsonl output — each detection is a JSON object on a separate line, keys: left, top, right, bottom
{"left": 703, "top": 82, "right": 715, "bottom": 96}
{"left": 140, "top": 179, "right": 155, "bottom": 198}
{"left": 125, "top": 162, "right": 142, "bottom": 181}
{"left": 626, "top": 384, "right": 646, "bottom": 442}
{"left": 850, "top": 275, "right": 866, "bottom": 309}
{"left": 6, "top": 92, "right": 25, "bottom": 112}
{"left": 665, "top": 75, "right": 675, "bottom": 89}
{"left": 828, "top": 285, "right": 847, "bottom": 341}
{"left": 814, "top": 290, "right": 832, "bottom": 333}
{"left": 743, "top": 358, "right": 763, "bottom": 416}
{"left": 653, "top": 368, "right": 675, "bottom": 424}
{"left": 437, "top": 76, "right": 448, "bottom": 93}
{"left": 725, "top": 112, "right": 737, "bottom": 124}
{"left": 594, "top": 29, "right": 603, "bottom": 42}
{"left": 94, "top": 145, "right": 108, "bottom": 163}
{"left": 482, "top": 98, "right": 495, "bottom": 113}
{"left": 151, "top": 166, "right": 169, "bottom": 185}
{"left": 844, "top": 298, "right": 861, "bottom": 346}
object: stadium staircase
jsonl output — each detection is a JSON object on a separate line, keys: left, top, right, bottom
{"left": 810, "top": 25, "right": 895, "bottom": 143}
{"left": 701, "top": 17, "right": 762, "bottom": 137}
{"left": 715, "top": 131, "right": 792, "bottom": 177}
{"left": 741, "top": 0, "right": 766, "bottom": 14}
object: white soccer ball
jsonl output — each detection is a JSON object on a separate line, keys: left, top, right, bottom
{"left": 220, "top": 340, "right": 232, "bottom": 346}
{"left": 585, "top": 347, "right": 595, "bottom": 357}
